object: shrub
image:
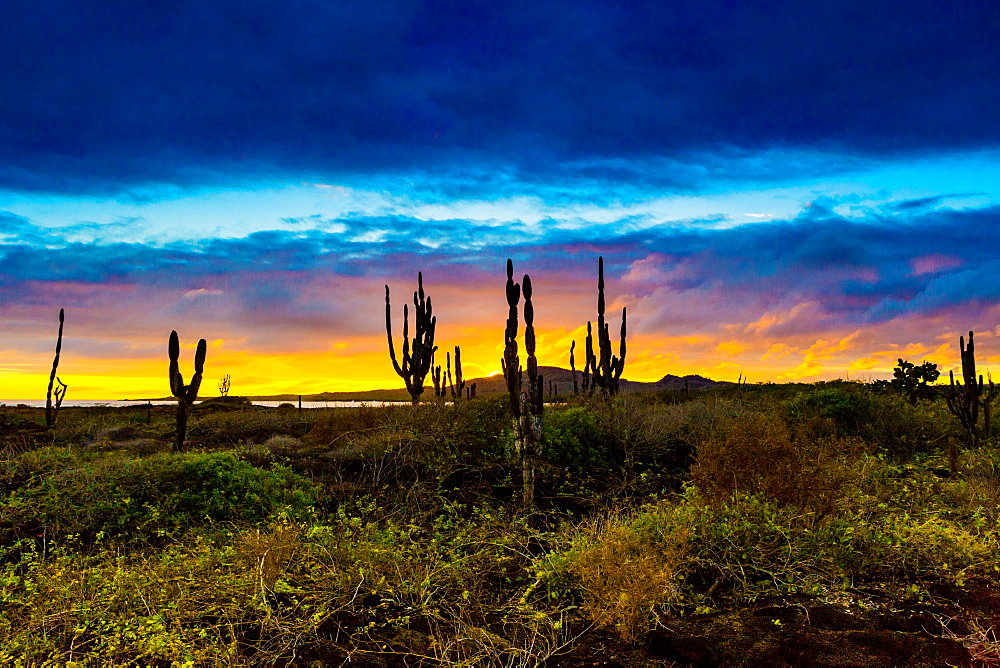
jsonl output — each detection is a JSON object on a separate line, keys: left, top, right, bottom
{"left": 541, "top": 407, "right": 602, "bottom": 467}
{"left": 546, "top": 508, "right": 689, "bottom": 642}
{"left": 305, "top": 404, "right": 394, "bottom": 448}
{"left": 689, "top": 411, "right": 867, "bottom": 521}
{"left": 0, "top": 450, "right": 317, "bottom": 543}
{"left": 786, "top": 382, "right": 877, "bottom": 436}
{"left": 187, "top": 408, "right": 310, "bottom": 445}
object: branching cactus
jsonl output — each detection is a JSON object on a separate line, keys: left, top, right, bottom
{"left": 501, "top": 259, "right": 543, "bottom": 509}
{"left": 946, "top": 331, "right": 998, "bottom": 447}
{"left": 584, "top": 256, "right": 627, "bottom": 396}
{"left": 169, "top": 330, "right": 206, "bottom": 452}
{"left": 385, "top": 272, "right": 437, "bottom": 405}
{"left": 45, "top": 308, "right": 66, "bottom": 427}
{"left": 431, "top": 352, "right": 445, "bottom": 399}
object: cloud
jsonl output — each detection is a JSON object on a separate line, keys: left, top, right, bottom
{"left": 5, "top": 200, "right": 1000, "bottom": 381}
{"left": 1, "top": 1, "right": 997, "bottom": 194}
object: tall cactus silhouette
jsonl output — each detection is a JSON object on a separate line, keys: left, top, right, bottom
{"left": 946, "top": 331, "right": 998, "bottom": 447}
{"left": 45, "top": 308, "right": 67, "bottom": 427}
{"left": 584, "top": 256, "right": 627, "bottom": 396}
{"left": 386, "top": 272, "right": 437, "bottom": 405}
{"left": 569, "top": 340, "right": 579, "bottom": 395}
{"left": 431, "top": 351, "right": 446, "bottom": 399}
{"left": 449, "top": 346, "right": 466, "bottom": 400}
{"left": 169, "top": 330, "right": 206, "bottom": 452}
{"left": 501, "top": 259, "right": 543, "bottom": 509}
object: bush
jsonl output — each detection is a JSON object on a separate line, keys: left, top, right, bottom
{"left": 187, "top": 408, "right": 310, "bottom": 445}
{"left": 690, "top": 411, "right": 867, "bottom": 521}
{"left": 543, "top": 507, "right": 689, "bottom": 642}
{"left": 541, "top": 407, "right": 602, "bottom": 467}
{"left": 0, "top": 450, "right": 317, "bottom": 543}
{"left": 786, "top": 382, "right": 877, "bottom": 435}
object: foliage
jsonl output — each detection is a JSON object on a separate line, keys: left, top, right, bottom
{"left": 891, "top": 358, "right": 940, "bottom": 404}
{"left": 0, "top": 450, "right": 317, "bottom": 543}
{"left": 5, "top": 382, "right": 1000, "bottom": 661}
{"left": 690, "top": 411, "right": 868, "bottom": 521}
{"left": 187, "top": 407, "right": 309, "bottom": 445}
{"left": 541, "top": 406, "right": 602, "bottom": 468}
{"left": 548, "top": 509, "right": 689, "bottom": 641}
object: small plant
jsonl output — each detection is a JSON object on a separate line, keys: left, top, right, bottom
{"left": 0, "top": 450, "right": 317, "bottom": 543}
{"left": 44, "top": 308, "right": 67, "bottom": 427}
{"left": 169, "top": 330, "right": 207, "bottom": 452}
{"left": 385, "top": 273, "right": 437, "bottom": 405}
{"left": 218, "top": 373, "right": 231, "bottom": 397}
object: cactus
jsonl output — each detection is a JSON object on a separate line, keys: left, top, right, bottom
{"left": 501, "top": 259, "right": 543, "bottom": 509}
{"left": 946, "top": 331, "right": 998, "bottom": 448}
{"left": 569, "top": 340, "right": 579, "bottom": 395}
{"left": 450, "top": 346, "right": 466, "bottom": 400}
{"left": 523, "top": 275, "right": 544, "bottom": 417}
{"left": 385, "top": 272, "right": 437, "bottom": 405}
{"left": 169, "top": 330, "right": 206, "bottom": 452}
{"left": 45, "top": 308, "right": 67, "bottom": 427}
{"left": 502, "top": 259, "right": 522, "bottom": 422}
{"left": 584, "top": 256, "right": 627, "bottom": 396}
{"left": 431, "top": 351, "right": 445, "bottom": 398}
{"left": 218, "top": 373, "right": 231, "bottom": 397}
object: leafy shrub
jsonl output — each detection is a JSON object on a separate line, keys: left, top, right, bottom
{"left": 0, "top": 450, "right": 317, "bottom": 543}
{"left": 787, "top": 383, "right": 877, "bottom": 434}
{"left": 786, "top": 383, "right": 952, "bottom": 459}
{"left": 541, "top": 407, "right": 602, "bottom": 467}
{"left": 690, "top": 411, "right": 867, "bottom": 521}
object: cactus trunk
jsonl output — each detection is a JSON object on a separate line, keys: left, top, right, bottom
{"left": 45, "top": 308, "right": 66, "bottom": 427}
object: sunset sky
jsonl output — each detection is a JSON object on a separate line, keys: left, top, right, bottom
{"left": 2, "top": 1, "right": 1000, "bottom": 399}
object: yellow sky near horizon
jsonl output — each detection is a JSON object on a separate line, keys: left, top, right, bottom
{"left": 2, "top": 323, "right": 986, "bottom": 400}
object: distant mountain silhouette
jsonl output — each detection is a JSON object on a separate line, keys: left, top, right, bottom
{"left": 248, "top": 366, "right": 731, "bottom": 402}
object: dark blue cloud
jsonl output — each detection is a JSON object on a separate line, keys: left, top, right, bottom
{"left": 1, "top": 1, "right": 997, "bottom": 194}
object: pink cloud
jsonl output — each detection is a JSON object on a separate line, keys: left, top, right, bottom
{"left": 910, "top": 254, "right": 962, "bottom": 275}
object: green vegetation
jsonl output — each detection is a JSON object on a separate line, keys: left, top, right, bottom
{"left": 1, "top": 383, "right": 999, "bottom": 664}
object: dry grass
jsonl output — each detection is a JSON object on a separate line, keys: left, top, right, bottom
{"left": 562, "top": 513, "right": 689, "bottom": 642}
{"left": 690, "top": 411, "right": 867, "bottom": 522}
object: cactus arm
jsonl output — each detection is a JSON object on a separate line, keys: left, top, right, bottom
{"left": 384, "top": 285, "right": 407, "bottom": 377}
{"left": 184, "top": 338, "right": 207, "bottom": 403}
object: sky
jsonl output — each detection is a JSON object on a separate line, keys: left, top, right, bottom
{"left": 2, "top": 1, "right": 1000, "bottom": 399}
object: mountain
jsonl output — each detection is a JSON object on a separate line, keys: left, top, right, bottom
{"left": 247, "top": 367, "right": 731, "bottom": 402}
